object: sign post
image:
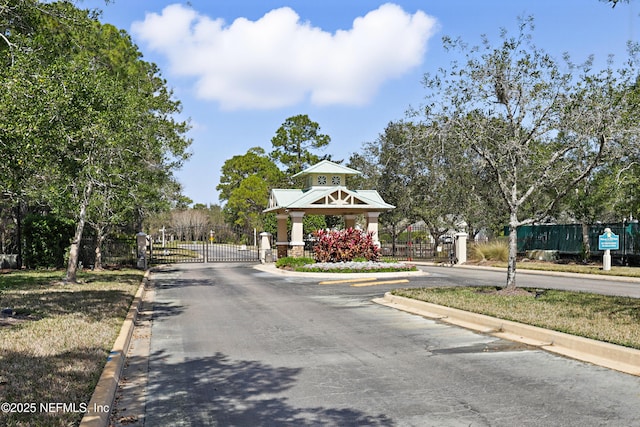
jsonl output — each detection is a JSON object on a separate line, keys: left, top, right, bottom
{"left": 598, "top": 228, "right": 619, "bottom": 271}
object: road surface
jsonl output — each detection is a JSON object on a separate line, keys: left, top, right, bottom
{"left": 113, "top": 263, "right": 640, "bottom": 426}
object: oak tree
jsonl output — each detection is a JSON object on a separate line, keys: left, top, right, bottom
{"left": 421, "top": 18, "right": 640, "bottom": 289}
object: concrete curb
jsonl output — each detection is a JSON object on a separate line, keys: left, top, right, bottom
{"left": 373, "top": 292, "right": 640, "bottom": 377}
{"left": 256, "top": 261, "right": 640, "bottom": 282}
{"left": 79, "top": 270, "right": 150, "bottom": 427}
{"left": 253, "top": 263, "right": 428, "bottom": 279}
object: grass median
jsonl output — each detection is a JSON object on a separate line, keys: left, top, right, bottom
{"left": 0, "top": 269, "right": 143, "bottom": 427}
{"left": 480, "top": 260, "right": 640, "bottom": 278}
{"left": 392, "top": 286, "right": 640, "bottom": 350}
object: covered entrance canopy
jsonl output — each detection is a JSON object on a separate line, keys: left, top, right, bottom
{"left": 263, "top": 160, "right": 395, "bottom": 258}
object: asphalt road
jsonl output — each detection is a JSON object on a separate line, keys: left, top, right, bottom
{"left": 121, "top": 263, "right": 640, "bottom": 426}
{"left": 415, "top": 264, "right": 640, "bottom": 297}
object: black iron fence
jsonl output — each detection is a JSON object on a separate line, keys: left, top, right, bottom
{"left": 78, "top": 236, "right": 137, "bottom": 269}
{"left": 148, "top": 225, "right": 259, "bottom": 264}
{"left": 301, "top": 224, "right": 454, "bottom": 262}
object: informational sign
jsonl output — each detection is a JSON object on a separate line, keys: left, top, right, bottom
{"left": 598, "top": 231, "right": 620, "bottom": 251}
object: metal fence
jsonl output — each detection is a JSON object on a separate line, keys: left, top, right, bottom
{"left": 379, "top": 224, "right": 456, "bottom": 262}
{"left": 148, "top": 225, "right": 259, "bottom": 264}
{"left": 78, "top": 236, "right": 138, "bottom": 268}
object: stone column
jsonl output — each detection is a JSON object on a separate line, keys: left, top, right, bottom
{"left": 455, "top": 232, "right": 468, "bottom": 264}
{"left": 259, "top": 232, "right": 272, "bottom": 263}
{"left": 289, "top": 211, "right": 305, "bottom": 258}
{"left": 276, "top": 213, "right": 289, "bottom": 259}
{"left": 344, "top": 214, "right": 357, "bottom": 230}
{"left": 365, "top": 212, "right": 381, "bottom": 246}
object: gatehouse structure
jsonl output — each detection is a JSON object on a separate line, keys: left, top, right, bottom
{"left": 264, "top": 160, "right": 395, "bottom": 258}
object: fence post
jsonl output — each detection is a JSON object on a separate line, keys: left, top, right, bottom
{"left": 136, "top": 232, "right": 147, "bottom": 270}
{"left": 455, "top": 232, "right": 468, "bottom": 264}
{"left": 602, "top": 228, "right": 612, "bottom": 271}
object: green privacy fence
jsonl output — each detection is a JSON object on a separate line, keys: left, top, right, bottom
{"left": 513, "top": 222, "right": 640, "bottom": 264}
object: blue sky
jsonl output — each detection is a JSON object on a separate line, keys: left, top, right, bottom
{"left": 79, "top": 0, "right": 638, "bottom": 206}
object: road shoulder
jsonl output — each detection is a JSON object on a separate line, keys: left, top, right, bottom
{"left": 108, "top": 279, "right": 155, "bottom": 426}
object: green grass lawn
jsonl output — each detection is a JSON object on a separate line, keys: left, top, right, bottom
{"left": 0, "top": 269, "right": 143, "bottom": 427}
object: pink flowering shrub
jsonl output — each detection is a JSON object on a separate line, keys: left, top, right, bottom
{"left": 312, "top": 228, "right": 381, "bottom": 263}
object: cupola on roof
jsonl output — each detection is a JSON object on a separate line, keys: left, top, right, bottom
{"left": 264, "top": 160, "right": 394, "bottom": 215}
{"left": 291, "top": 160, "right": 362, "bottom": 178}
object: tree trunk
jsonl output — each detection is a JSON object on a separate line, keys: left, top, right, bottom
{"left": 505, "top": 215, "right": 518, "bottom": 290}
{"left": 581, "top": 222, "right": 591, "bottom": 263}
{"left": 94, "top": 228, "right": 105, "bottom": 270}
{"left": 65, "top": 182, "right": 92, "bottom": 283}
{"left": 15, "top": 201, "right": 22, "bottom": 269}
{"left": 65, "top": 218, "right": 85, "bottom": 283}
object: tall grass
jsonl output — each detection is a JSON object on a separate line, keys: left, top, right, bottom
{"left": 470, "top": 239, "right": 509, "bottom": 262}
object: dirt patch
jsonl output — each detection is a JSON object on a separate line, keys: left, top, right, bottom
{"left": 0, "top": 316, "right": 31, "bottom": 327}
{"left": 473, "top": 286, "right": 533, "bottom": 297}
{"left": 495, "top": 287, "right": 534, "bottom": 297}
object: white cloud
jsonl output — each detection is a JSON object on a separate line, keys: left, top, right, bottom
{"left": 132, "top": 3, "right": 438, "bottom": 110}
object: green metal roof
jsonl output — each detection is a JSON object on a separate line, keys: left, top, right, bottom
{"left": 264, "top": 186, "right": 394, "bottom": 213}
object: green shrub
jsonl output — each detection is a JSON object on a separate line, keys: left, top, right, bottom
{"left": 23, "top": 213, "right": 75, "bottom": 269}
{"left": 312, "top": 228, "right": 381, "bottom": 262}
{"left": 276, "top": 256, "right": 315, "bottom": 269}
